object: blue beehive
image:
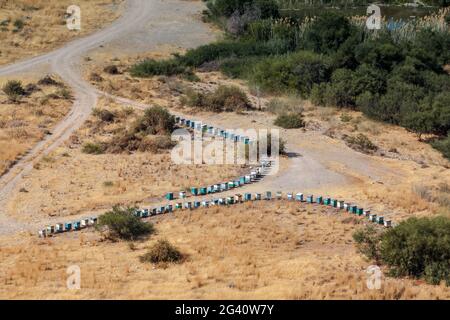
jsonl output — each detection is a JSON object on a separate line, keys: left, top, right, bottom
{"left": 191, "top": 187, "right": 198, "bottom": 196}
{"left": 159, "top": 206, "right": 166, "bottom": 214}
{"left": 142, "top": 209, "right": 149, "bottom": 218}
{"left": 245, "top": 176, "right": 251, "bottom": 183}
{"left": 186, "top": 120, "right": 191, "bottom": 127}
{"left": 191, "top": 121, "right": 196, "bottom": 129}
{"left": 316, "top": 196, "right": 323, "bottom": 204}
{"left": 287, "top": 193, "right": 293, "bottom": 201}
{"left": 194, "top": 201, "right": 201, "bottom": 208}
{"left": 239, "top": 177, "right": 246, "bottom": 184}
{"left": 265, "top": 191, "right": 272, "bottom": 200}
{"left": 200, "top": 187, "right": 207, "bottom": 195}
{"left": 296, "top": 193, "right": 304, "bottom": 201}
{"left": 244, "top": 193, "right": 252, "bottom": 201}
{"left": 351, "top": 205, "right": 358, "bottom": 214}
{"left": 220, "top": 183, "right": 228, "bottom": 191}
{"left": 73, "top": 222, "right": 81, "bottom": 230}
{"left": 234, "top": 180, "right": 240, "bottom": 187}
{"left": 207, "top": 186, "right": 213, "bottom": 194}
{"left": 64, "top": 222, "right": 72, "bottom": 231}
{"left": 307, "top": 195, "right": 314, "bottom": 203}
{"left": 166, "top": 205, "right": 173, "bottom": 213}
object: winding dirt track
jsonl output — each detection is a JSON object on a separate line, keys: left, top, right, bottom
{"left": 0, "top": 0, "right": 399, "bottom": 235}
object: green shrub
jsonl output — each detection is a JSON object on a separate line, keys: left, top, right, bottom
{"left": 274, "top": 112, "right": 305, "bottom": 129}
{"left": 251, "top": 51, "right": 331, "bottom": 96}
{"left": 343, "top": 133, "right": 378, "bottom": 154}
{"left": 353, "top": 225, "right": 383, "bottom": 262}
{"left": 431, "top": 134, "right": 450, "bottom": 160}
{"left": 130, "top": 59, "right": 186, "bottom": 77}
{"left": 140, "top": 239, "right": 183, "bottom": 264}
{"left": 82, "top": 142, "right": 105, "bottom": 155}
{"left": 133, "top": 106, "right": 175, "bottom": 135}
{"left": 96, "top": 206, "right": 154, "bottom": 241}
{"left": 2, "top": 80, "right": 25, "bottom": 101}
{"left": 183, "top": 85, "right": 251, "bottom": 112}
{"left": 354, "top": 216, "right": 450, "bottom": 286}
{"left": 380, "top": 216, "right": 450, "bottom": 285}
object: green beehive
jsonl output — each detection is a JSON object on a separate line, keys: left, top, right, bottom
{"left": 357, "top": 208, "right": 364, "bottom": 216}
{"left": 200, "top": 187, "right": 207, "bottom": 195}
{"left": 166, "top": 192, "right": 174, "bottom": 200}
{"left": 316, "top": 196, "right": 323, "bottom": 204}
{"left": 191, "top": 187, "right": 198, "bottom": 196}
{"left": 324, "top": 198, "right": 331, "bottom": 205}
{"left": 175, "top": 203, "right": 182, "bottom": 209}
{"left": 332, "top": 199, "right": 338, "bottom": 208}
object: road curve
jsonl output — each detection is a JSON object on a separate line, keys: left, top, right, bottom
{"left": 0, "top": 0, "right": 207, "bottom": 234}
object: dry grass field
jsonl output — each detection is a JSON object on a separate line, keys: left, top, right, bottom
{"left": 0, "top": 75, "right": 72, "bottom": 176}
{"left": 5, "top": 97, "right": 246, "bottom": 224}
{"left": 0, "top": 0, "right": 124, "bottom": 65}
{"left": 0, "top": 201, "right": 448, "bottom": 299}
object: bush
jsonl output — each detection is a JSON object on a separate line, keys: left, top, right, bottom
{"left": 106, "top": 131, "right": 175, "bottom": 154}
{"left": 37, "top": 75, "right": 60, "bottom": 86}
{"left": 432, "top": 134, "right": 450, "bottom": 160}
{"left": 93, "top": 108, "right": 116, "bottom": 122}
{"left": 130, "top": 59, "right": 186, "bottom": 77}
{"left": 97, "top": 206, "right": 154, "bottom": 241}
{"left": 274, "top": 112, "right": 305, "bottom": 129}
{"left": 2, "top": 80, "right": 25, "bottom": 101}
{"left": 354, "top": 216, "right": 450, "bottom": 286}
{"left": 380, "top": 216, "right": 450, "bottom": 285}
{"left": 343, "top": 133, "right": 378, "bottom": 154}
{"left": 133, "top": 106, "right": 175, "bottom": 135}
{"left": 82, "top": 142, "right": 105, "bottom": 155}
{"left": 183, "top": 85, "right": 252, "bottom": 112}
{"left": 251, "top": 51, "right": 331, "bottom": 96}
{"left": 103, "top": 65, "right": 120, "bottom": 75}
{"left": 140, "top": 239, "right": 183, "bottom": 264}
{"left": 353, "top": 225, "right": 383, "bottom": 262}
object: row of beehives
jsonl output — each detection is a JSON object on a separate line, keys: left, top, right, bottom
{"left": 175, "top": 116, "right": 252, "bottom": 144}
{"left": 38, "top": 191, "right": 392, "bottom": 238}
{"left": 37, "top": 159, "right": 271, "bottom": 238}
{"left": 165, "top": 160, "right": 271, "bottom": 201}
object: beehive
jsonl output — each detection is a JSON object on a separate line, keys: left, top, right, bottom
{"left": 166, "top": 192, "right": 174, "bottom": 200}
{"left": 296, "top": 193, "right": 304, "bottom": 201}
{"left": 265, "top": 191, "right": 272, "bottom": 200}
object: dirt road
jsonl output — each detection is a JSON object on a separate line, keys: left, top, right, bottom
{"left": 0, "top": 0, "right": 403, "bottom": 235}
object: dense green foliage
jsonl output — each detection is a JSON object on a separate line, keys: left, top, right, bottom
{"left": 354, "top": 216, "right": 450, "bottom": 285}
{"left": 131, "top": 1, "right": 450, "bottom": 158}
{"left": 134, "top": 106, "right": 175, "bottom": 135}
{"left": 97, "top": 206, "right": 154, "bottom": 240}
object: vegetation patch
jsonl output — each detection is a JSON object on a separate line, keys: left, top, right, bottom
{"left": 274, "top": 112, "right": 305, "bottom": 129}
{"left": 343, "top": 133, "right": 378, "bottom": 154}
{"left": 96, "top": 206, "right": 154, "bottom": 241}
{"left": 182, "top": 85, "right": 252, "bottom": 112}
{"left": 353, "top": 216, "right": 450, "bottom": 286}
{"left": 140, "top": 239, "right": 184, "bottom": 264}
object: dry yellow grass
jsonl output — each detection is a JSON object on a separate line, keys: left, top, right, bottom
{"left": 6, "top": 98, "right": 246, "bottom": 223}
{"left": 0, "top": 0, "right": 124, "bottom": 65}
{"left": 0, "top": 75, "right": 72, "bottom": 176}
{"left": 0, "top": 201, "right": 448, "bottom": 299}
